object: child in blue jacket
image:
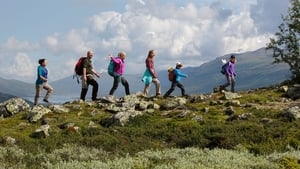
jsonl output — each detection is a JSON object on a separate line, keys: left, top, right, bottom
{"left": 164, "top": 62, "right": 188, "bottom": 98}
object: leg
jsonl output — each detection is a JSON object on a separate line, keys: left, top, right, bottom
{"left": 176, "top": 82, "right": 186, "bottom": 96}
{"left": 231, "top": 76, "right": 236, "bottom": 92}
{"left": 87, "top": 78, "right": 99, "bottom": 100}
{"left": 143, "top": 84, "right": 150, "bottom": 96}
{"left": 34, "top": 85, "right": 42, "bottom": 105}
{"left": 164, "top": 81, "right": 177, "bottom": 97}
{"left": 80, "top": 79, "right": 89, "bottom": 101}
{"left": 152, "top": 78, "right": 161, "bottom": 95}
{"left": 121, "top": 77, "right": 130, "bottom": 95}
{"left": 220, "top": 75, "right": 231, "bottom": 91}
{"left": 43, "top": 83, "right": 53, "bottom": 102}
{"left": 109, "top": 76, "right": 120, "bottom": 95}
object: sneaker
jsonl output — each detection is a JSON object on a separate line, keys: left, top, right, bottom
{"left": 43, "top": 99, "right": 49, "bottom": 103}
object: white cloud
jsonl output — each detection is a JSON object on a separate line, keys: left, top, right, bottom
{"left": 0, "top": 0, "right": 290, "bottom": 82}
{"left": 7, "top": 53, "right": 35, "bottom": 78}
{"left": 0, "top": 37, "right": 39, "bottom": 53}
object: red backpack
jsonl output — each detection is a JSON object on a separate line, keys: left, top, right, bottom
{"left": 168, "top": 67, "right": 175, "bottom": 81}
{"left": 74, "top": 57, "right": 86, "bottom": 76}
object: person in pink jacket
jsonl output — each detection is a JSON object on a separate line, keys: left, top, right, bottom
{"left": 108, "top": 52, "right": 130, "bottom": 95}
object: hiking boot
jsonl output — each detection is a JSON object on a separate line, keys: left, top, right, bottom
{"left": 43, "top": 99, "right": 49, "bottom": 103}
{"left": 92, "top": 98, "right": 101, "bottom": 101}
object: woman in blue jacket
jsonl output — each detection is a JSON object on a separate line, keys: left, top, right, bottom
{"left": 164, "top": 62, "right": 188, "bottom": 98}
{"left": 34, "top": 59, "right": 53, "bottom": 105}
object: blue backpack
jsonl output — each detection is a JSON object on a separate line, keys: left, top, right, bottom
{"left": 221, "top": 62, "right": 229, "bottom": 75}
{"left": 107, "top": 60, "right": 115, "bottom": 76}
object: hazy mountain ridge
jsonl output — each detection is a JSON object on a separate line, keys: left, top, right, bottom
{"left": 0, "top": 48, "right": 290, "bottom": 100}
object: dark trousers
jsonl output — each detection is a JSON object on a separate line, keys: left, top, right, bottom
{"left": 80, "top": 77, "right": 98, "bottom": 101}
{"left": 164, "top": 81, "right": 186, "bottom": 97}
{"left": 109, "top": 76, "right": 130, "bottom": 95}
{"left": 221, "top": 75, "right": 235, "bottom": 92}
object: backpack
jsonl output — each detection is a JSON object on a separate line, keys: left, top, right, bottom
{"left": 74, "top": 57, "right": 87, "bottom": 76}
{"left": 168, "top": 67, "right": 175, "bottom": 81}
{"left": 221, "top": 62, "right": 229, "bottom": 75}
{"left": 107, "top": 60, "right": 115, "bottom": 77}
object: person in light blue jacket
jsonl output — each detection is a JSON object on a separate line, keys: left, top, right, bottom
{"left": 164, "top": 62, "right": 188, "bottom": 98}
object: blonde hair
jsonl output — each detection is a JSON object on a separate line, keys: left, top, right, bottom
{"left": 118, "top": 51, "right": 126, "bottom": 58}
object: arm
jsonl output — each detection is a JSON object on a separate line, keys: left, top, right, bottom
{"left": 92, "top": 68, "right": 100, "bottom": 78}
{"left": 146, "top": 59, "right": 157, "bottom": 78}
{"left": 175, "top": 69, "right": 187, "bottom": 78}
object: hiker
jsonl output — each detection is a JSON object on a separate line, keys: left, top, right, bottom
{"left": 163, "top": 62, "right": 188, "bottom": 98}
{"left": 142, "top": 50, "right": 161, "bottom": 96}
{"left": 80, "top": 50, "right": 100, "bottom": 101}
{"left": 108, "top": 52, "right": 130, "bottom": 96}
{"left": 220, "top": 55, "right": 237, "bottom": 92}
{"left": 34, "top": 59, "right": 53, "bottom": 105}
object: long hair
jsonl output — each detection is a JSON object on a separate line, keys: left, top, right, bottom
{"left": 147, "top": 50, "right": 155, "bottom": 59}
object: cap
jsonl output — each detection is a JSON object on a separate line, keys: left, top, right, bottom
{"left": 176, "top": 62, "right": 183, "bottom": 67}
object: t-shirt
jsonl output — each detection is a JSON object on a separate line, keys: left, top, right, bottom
{"left": 82, "top": 58, "right": 94, "bottom": 75}
{"left": 35, "top": 65, "right": 48, "bottom": 85}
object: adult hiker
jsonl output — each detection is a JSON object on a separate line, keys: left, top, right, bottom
{"left": 80, "top": 50, "right": 101, "bottom": 101}
{"left": 108, "top": 51, "right": 130, "bottom": 96}
{"left": 34, "top": 58, "right": 53, "bottom": 105}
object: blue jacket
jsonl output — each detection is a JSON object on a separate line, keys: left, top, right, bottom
{"left": 174, "top": 68, "right": 187, "bottom": 82}
{"left": 35, "top": 65, "right": 48, "bottom": 85}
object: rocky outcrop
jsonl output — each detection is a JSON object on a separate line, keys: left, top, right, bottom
{"left": 286, "top": 84, "right": 300, "bottom": 100}
{"left": 30, "top": 124, "right": 51, "bottom": 138}
{"left": 283, "top": 106, "right": 300, "bottom": 121}
{"left": 27, "top": 106, "right": 52, "bottom": 123}
{"left": 0, "top": 98, "right": 30, "bottom": 117}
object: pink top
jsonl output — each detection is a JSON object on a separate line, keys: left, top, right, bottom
{"left": 111, "top": 57, "right": 125, "bottom": 75}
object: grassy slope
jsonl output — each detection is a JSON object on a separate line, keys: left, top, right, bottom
{"left": 1, "top": 87, "right": 300, "bottom": 168}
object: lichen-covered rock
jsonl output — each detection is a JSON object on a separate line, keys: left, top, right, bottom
{"left": 283, "top": 106, "right": 300, "bottom": 121}
{"left": 286, "top": 85, "right": 300, "bottom": 100}
{"left": 2, "top": 136, "right": 16, "bottom": 145}
{"left": 101, "top": 110, "right": 143, "bottom": 127}
{"left": 161, "top": 97, "right": 187, "bottom": 110}
{"left": 49, "top": 105, "right": 70, "bottom": 114}
{"left": 0, "top": 98, "right": 30, "bottom": 117}
{"left": 31, "top": 124, "right": 51, "bottom": 138}
{"left": 27, "top": 106, "right": 51, "bottom": 123}
{"left": 223, "top": 91, "right": 242, "bottom": 100}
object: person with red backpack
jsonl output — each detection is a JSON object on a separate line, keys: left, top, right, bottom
{"left": 163, "top": 62, "right": 188, "bottom": 98}
{"left": 80, "top": 50, "right": 100, "bottom": 101}
{"left": 219, "top": 55, "right": 237, "bottom": 92}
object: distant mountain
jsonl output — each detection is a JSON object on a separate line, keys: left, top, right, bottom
{"left": 0, "top": 92, "right": 16, "bottom": 102}
{"left": 0, "top": 47, "right": 291, "bottom": 100}
{"left": 0, "top": 77, "right": 34, "bottom": 97}
{"left": 179, "top": 47, "right": 290, "bottom": 94}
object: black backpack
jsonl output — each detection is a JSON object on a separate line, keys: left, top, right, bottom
{"left": 221, "top": 62, "right": 229, "bottom": 75}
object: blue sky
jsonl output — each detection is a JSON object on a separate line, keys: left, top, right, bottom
{"left": 0, "top": 0, "right": 288, "bottom": 83}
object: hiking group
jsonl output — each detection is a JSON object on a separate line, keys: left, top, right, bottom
{"left": 34, "top": 50, "right": 237, "bottom": 104}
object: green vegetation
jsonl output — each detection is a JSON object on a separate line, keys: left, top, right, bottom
{"left": 267, "top": 0, "right": 300, "bottom": 82}
{"left": 1, "top": 87, "right": 300, "bottom": 168}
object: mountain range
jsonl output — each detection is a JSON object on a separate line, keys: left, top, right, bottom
{"left": 0, "top": 47, "right": 290, "bottom": 102}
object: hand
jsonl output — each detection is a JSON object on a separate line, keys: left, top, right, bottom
{"left": 96, "top": 73, "right": 100, "bottom": 78}
{"left": 108, "top": 54, "right": 112, "bottom": 59}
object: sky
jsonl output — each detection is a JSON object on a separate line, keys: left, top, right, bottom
{"left": 0, "top": 0, "right": 289, "bottom": 83}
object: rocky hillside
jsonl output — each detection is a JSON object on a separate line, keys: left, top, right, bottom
{"left": 0, "top": 84, "right": 300, "bottom": 168}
